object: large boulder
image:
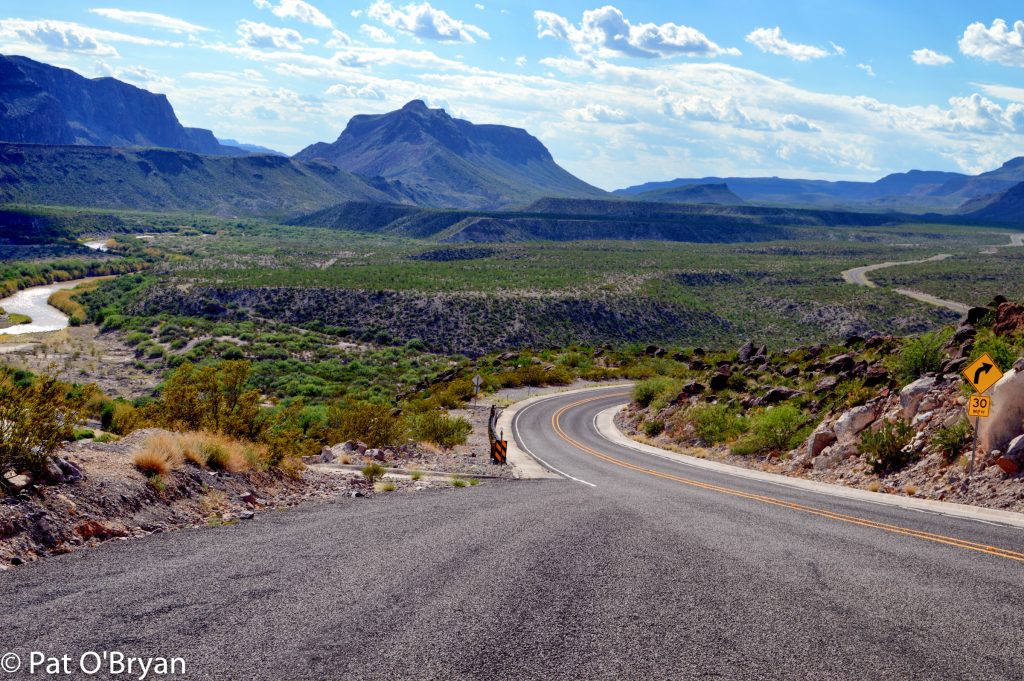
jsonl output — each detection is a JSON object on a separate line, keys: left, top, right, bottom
{"left": 977, "top": 369, "right": 1024, "bottom": 454}
{"left": 737, "top": 341, "right": 755, "bottom": 363}
{"left": 833, "top": 405, "right": 877, "bottom": 443}
{"left": 899, "top": 376, "right": 937, "bottom": 420}
{"left": 993, "top": 303, "right": 1024, "bottom": 337}
{"left": 806, "top": 427, "right": 837, "bottom": 458}
{"left": 759, "top": 387, "right": 803, "bottom": 405}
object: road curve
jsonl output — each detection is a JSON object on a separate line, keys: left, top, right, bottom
{"left": 3, "top": 386, "right": 1024, "bottom": 680}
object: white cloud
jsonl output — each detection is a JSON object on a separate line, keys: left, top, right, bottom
{"left": 367, "top": 1, "right": 489, "bottom": 43}
{"left": 95, "top": 60, "right": 174, "bottom": 91}
{"left": 0, "top": 18, "right": 182, "bottom": 58}
{"left": 360, "top": 24, "right": 395, "bottom": 44}
{"left": 857, "top": 63, "right": 875, "bottom": 77}
{"left": 745, "top": 27, "right": 830, "bottom": 61}
{"left": 829, "top": 41, "right": 845, "bottom": 56}
{"left": 325, "top": 82, "right": 388, "bottom": 99}
{"left": 535, "top": 6, "right": 739, "bottom": 59}
{"left": 326, "top": 29, "right": 353, "bottom": 48}
{"left": 474, "top": 3, "right": 485, "bottom": 10}
{"left": 237, "top": 20, "right": 316, "bottom": 51}
{"left": 515, "top": 55, "right": 527, "bottom": 67}
{"left": 942, "top": 93, "right": 1024, "bottom": 133}
{"left": 89, "top": 9, "right": 209, "bottom": 33}
{"left": 976, "top": 82, "right": 1024, "bottom": 102}
{"left": 912, "top": 48, "right": 953, "bottom": 66}
{"left": 253, "top": 0, "right": 333, "bottom": 29}
{"left": 568, "top": 103, "right": 634, "bottom": 123}
{"left": 959, "top": 19, "right": 1024, "bottom": 67}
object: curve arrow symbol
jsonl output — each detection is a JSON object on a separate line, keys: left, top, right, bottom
{"left": 974, "top": 362, "right": 993, "bottom": 385}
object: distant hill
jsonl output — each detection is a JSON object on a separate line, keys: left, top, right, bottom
{"left": 0, "top": 54, "right": 240, "bottom": 156}
{"left": 294, "top": 100, "right": 607, "bottom": 209}
{"left": 0, "top": 144, "right": 403, "bottom": 216}
{"left": 960, "top": 181, "right": 1024, "bottom": 225}
{"left": 288, "top": 197, "right": 911, "bottom": 244}
{"left": 615, "top": 169, "right": 970, "bottom": 210}
{"left": 218, "top": 138, "right": 286, "bottom": 156}
{"left": 630, "top": 182, "right": 744, "bottom": 205}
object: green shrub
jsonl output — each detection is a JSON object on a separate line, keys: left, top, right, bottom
{"left": 933, "top": 419, "right": 972, "bottom": 463}
{"left": 859, "top": 420, "right": 915, "bottom": 474}
{"left": 414, "top": 410, "right": 471, "bottom": 447}
{"left": 684, "top": 403, "right": 747, "bottom": 445}
{"left": 887, "top": 330, "right": 950, "bottom": 386}
{"left": 731, "top": 405, "right": 808, "bottom": 456}
{"left": 643, "top": 420, "right": 665, "bottom": 437}
{"left": 970, "top": 334, "right": 1019, "bottom": 373}
{"left": 328, "top": 402, "right": 408, "bottom": 448}
{"left": 361, "top": 462, "right": 386, "bottom": 482}
{"left": 451, "top": 476, "right": 468, "bottom": 488}
{"left": 73, "top": 428, "right": 95, "bottom": 440}
{"left": 410, "top": 470, "right": 423, "bottom": 481}
{"left": 201, "top": 442, "right": 231, "bottom": 471}
{"left": 633, "top": 377, "right": 677, "bottom": 408}
{"left": 0, "top": 369, "right": 94, "bottom": 475}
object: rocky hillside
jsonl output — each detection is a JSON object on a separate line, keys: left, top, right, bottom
{"left": 630, "top": 182, "right": 745, "bottom": 205}
{"left": 960, "top": 181, "right": 1024, "bottom": 225}
{"left": 295, "top": 100, "right": 607, "bottom": 209}
{"left": 0, "top": 144, "right": 404, "bottom": 216}
{"left": 134, "top": 285, "right": 732, "bottom": 356}
{"left": 0, "top": 54, "right": 238, "bottom": 155}
{"left": 621, "top": 298, "right": 1024, "bottom": 512}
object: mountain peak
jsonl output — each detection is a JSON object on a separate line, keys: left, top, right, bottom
{"left": 401, "top": 99, "right": 430, "bottom": 112}
{"left": 294, "top": 102, "right": 604, "bottom": 209}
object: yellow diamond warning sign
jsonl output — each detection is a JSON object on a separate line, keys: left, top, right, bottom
{"left": 962, "top": 352, "right": 1003, "bottom": 394}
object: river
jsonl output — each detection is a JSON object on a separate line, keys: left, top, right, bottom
{"left": 0, "top": 280, "right": 87, "bottom": 336}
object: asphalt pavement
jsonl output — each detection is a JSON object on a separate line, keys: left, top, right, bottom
{"left": 3, "top": 385, "right": 1024, "bottom": 680}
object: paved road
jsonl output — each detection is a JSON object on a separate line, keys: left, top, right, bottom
{"left": 4, "top": 387, "right": 1024, "bottom": 679}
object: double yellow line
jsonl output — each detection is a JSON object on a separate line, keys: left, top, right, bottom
{"left": 553, "top": 393, "right": 1024, "bottom": 564}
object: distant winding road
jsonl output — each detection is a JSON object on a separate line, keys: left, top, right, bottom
{"left": 840, "top": 233, "right": 1024, "bottom": 315}
{"left": 4, "top": 386, "right": 1024, "bottom": 679}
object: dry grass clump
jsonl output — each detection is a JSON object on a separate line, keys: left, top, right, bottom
{"left": 133, "top": 432, "right": 184, "bottom": 476}
{"left": 137, "top": 431, "right": 273, "bottom": 477}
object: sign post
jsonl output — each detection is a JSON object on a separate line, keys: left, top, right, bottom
{"left": 961, "top": 354, "right": 1002, "bottom": 485}
{"left": 472, "top": 374, "right": 483, "bottom": 406}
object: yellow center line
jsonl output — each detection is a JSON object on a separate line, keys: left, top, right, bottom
{"left": 552, "top": 393, "right": 1024, "bottom": 564}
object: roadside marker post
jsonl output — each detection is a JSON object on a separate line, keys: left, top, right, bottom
{"left": 472, "top": 374, "right": 483, "bottom": 406}
{"left": 487, "top": 403, "right": 506, "bottom": 465}
{"left": 962, "top": 355, "right": 1002, "bottom": 485}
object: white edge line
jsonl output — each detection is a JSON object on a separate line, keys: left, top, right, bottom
{"left": 593, "top": 404, "right": 1024, "bottom": 530}
{"left": 511, "top": 400, "right": 596, "bottom": 487}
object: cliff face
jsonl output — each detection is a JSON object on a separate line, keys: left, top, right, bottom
{"left": 0, "top": 54, "right": 237, "bottom": 155}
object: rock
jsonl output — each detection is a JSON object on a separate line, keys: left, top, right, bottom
{"left": 689, "top": 359, "right": 706, "bottom": 371}
{"left": 240, "top": 492, "right": 263, "bottom": 506}
{"left": 806, "top": 428, "right": 837, "bottom": 458}
{"left": 824, "top": 354, "right": 855, "bottom": 374}
{"left": 940, "top": 357, "right": 969, "bottom": 375}
{"left": 2, "top": 472, "right": 31, "bottom": 493}
{"left": 995, "top": 456, "right": 1020, "bottom": 476}
{"left": 977, "top": 369, "right": 1024, "bottom": 454}
{"left": 864, "top": 335, "right": 886, "bottom": 349}
{"left": 863, "top": 364, "right": 889, "bottom": 387}
{"left": 812, "top": 444, "right": 852, "bottom": 471}
{"left": 709, "top": 370, "right": 731, "bottom": 391}
{"left": 319, "top": 446, "right": 337, "bottom": 464}
{"left": 349, "top": 490, "right": 365, "bottom": 498}
{"left": 672, "top": 352, "right": 688, "bottom": 362}
{"left": 780, "top": 366, "right": 799, "bottom": 378}
{"left": 75, "top": 520, "right": 127, "bottom": 541}
{"left": 813, "top": 376, "right": 838, "bottom": 394}
{"left": 833, "top": 405, "right": 877, "bottom": 443}
{"left": 1006, "top": 434, "right": 1024, "bottom": 461}
{"left": 366, "top": 448, "right": 386, "bottom": 461}
{"left": 681, "top": 382, "right": 705, "bottom": 396}
{"left": 845, "top": 334, "right": 865, "bottom": 347}
{"left": 692, "top": 347, "right": 705, "bottom": 356}
{"left": 738, "top": 341, "right": 755, "bottom": 363}
{"left": 899, "top": 376, "right": 937, "bottom": 420}
{"left": 993, "top": 302, "right": 1024, "bottom": 337}
{"left": 55, "top": 457, "right": 82, "bottom": 482}
{"left": 952, "top": 324, "right": 976, "bottom": 344}
{"left": 42, "top": 458, "right": 65, "bottom": 484}
{"left": 239, "top": 511, "right": 255, "bottom": 520}
{"left": 754, "top": 345, "right": 768, "bottom": 360}
{"left": 760, "top": 387, "right": 803, "bottom": 405}
{"left": 965, "top": 306, "right": 991, "bottom": 325}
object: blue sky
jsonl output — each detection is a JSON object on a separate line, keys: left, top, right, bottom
{"left": 1, "top": 1, "right": 1023, "bottom": 189}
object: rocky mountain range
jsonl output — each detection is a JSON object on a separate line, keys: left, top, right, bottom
{"left": 0, "top": 55, "right": 239, "bottom": 156}
{"left": 294, "top": 99, "right": 607, "bottom": 209}
{"left": 616, "top": 161, "right": 1024, "bottom": 213}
